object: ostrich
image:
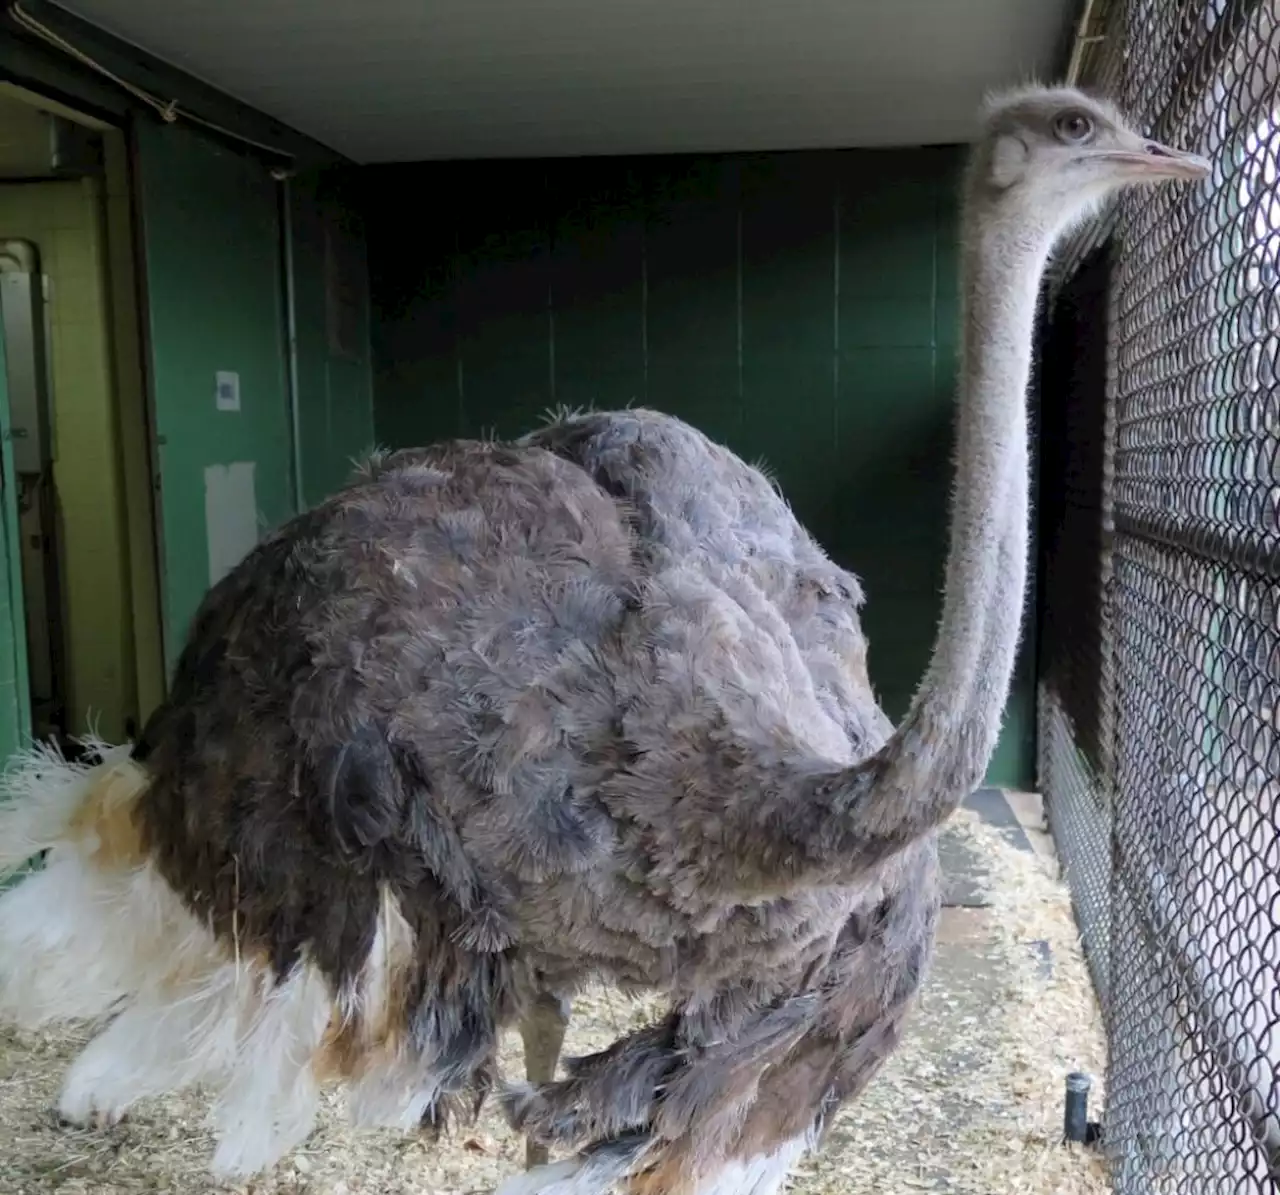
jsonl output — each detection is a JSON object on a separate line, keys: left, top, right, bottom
{"left": 0, "top": 86, "right": 1205, "bottom": 1195}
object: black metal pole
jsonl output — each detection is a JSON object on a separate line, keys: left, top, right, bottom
{"left": 1064, "top": 1071, "right": 1092, "bottom": 1144}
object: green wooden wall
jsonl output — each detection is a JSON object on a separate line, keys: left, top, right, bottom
{"left": 365, "top": 147, "right": 1034, "bottom": 789}
{"left": 134, "top": 121, "right": 296, "bottom": 667}
{"left": 287, "top": 168, "right": 376, "bottom": 509}
{"left": 133, "top": 126, "right": 374, "bottom": 668}
{"left": 0, "top": 47, "right": 374, "bottom": 752}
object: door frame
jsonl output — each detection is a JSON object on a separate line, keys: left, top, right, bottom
{"left": 0, "top": 315, "right": 33, "bottom": 757}
{"left": 0, "top": 83, "right": 166, "bottom": 741}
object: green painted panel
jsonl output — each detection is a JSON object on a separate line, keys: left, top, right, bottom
{"left": 454, "top": 163, "right": 554, "bottom": 439}
{"left": 133, "top": 121, "right": 295, "bottom": 666}
{"left": 934, "top": 230, "right": 962, "bottom": 349}
{"left": 832, "top": 346, "right": 952, "bottom": 723}
{"left": 0, "top": 323, "right": 31, "bottom": 764}
{"left": 642, "top": 157, "right": 741, "bottom": 446}
{"left": 549, "top": 161, "right": 647, "bottom": 413}
{"left": 366, "top": 164, "right": 460, "bottom": 449}
{"left": 738, "top": 154, "right": 838, "bottom": 520}
{"left": 365, "top": 144, "right": 1036, "bottom": 789}
{"left": 287, "top": 168, "right": 376, "bottom": 507}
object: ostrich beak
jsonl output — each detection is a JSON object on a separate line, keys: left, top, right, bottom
{"left": 1099, "top": 137, "right": 1212, "bottom": 181}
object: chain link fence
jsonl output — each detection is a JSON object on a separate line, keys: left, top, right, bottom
{"left": 1039, "top": 0, "right": 1280, "bottom": 1190}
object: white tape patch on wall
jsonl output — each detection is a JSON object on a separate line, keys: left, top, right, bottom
{"left": 204, "top": 461, "right": 259, "bottom": 587}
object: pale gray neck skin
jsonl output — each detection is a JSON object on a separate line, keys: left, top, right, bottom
{"left": 819, "top": 199, "right": 1059, "bottom": 860}
{"left": 900, "top": 204, "right": 1055, "bottom": 780}
{"left": 712, "top": 176, "right": 1081, "bottom": 893}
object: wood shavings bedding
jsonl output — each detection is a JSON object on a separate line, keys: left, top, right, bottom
{"left": 0, "top": 806, "right": 1109, "bottom": 1194}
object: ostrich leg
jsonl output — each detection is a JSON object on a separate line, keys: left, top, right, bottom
{"left": 520, "top": 991, "right": 571, "bottom": 1169}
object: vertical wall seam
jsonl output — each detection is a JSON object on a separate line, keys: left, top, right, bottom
{"left": 736, "top": 183, "right": 745, "bottom": 432}
{"left": 452, "top": 223, "right": 465, "bottom": 436}
{"left": 930, "top": 172, "right": 940, "bottom": 406}
{"left": 833, "top": 184, "right": 841, "bottom": 447}
{"left": 280, "top": 177, "right": 305, "bottom": 514}
{"left": 545, "top": 167, "right": 556, "bottom": 403}
{"left": 640, "top": 199, "right": 649, "bottom": 405}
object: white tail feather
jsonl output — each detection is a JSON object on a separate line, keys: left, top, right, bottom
{"left": 494, "top": 1158, "right": 592, "bottom": 1195}
{"left": 343, "top": 891, "right": 432, "bottom": 1131}
{"left": 493, "top": 1148, "right": 643, "bottom": 1195}
{"left": 210, "top": 964, "right": 333, "bottom": 1178}
{"left": 691, "top": 1134, "right": 811, "bottom": 1195}
{"left": 57, "top": 969, "right": 243, "bottom": 1124}
{"left": 0, "top": 856, "right": 169, "bottom": 1025}
{"left": 0, "top": 738, "right": 130, "bottom": 877}
{"left": 490, "top": 1132, "right": 811, "bottom": 1195}
{"left": 0, "top": 743, "right": 336, "bottom": 1173}
{"left": 347, "top": 1058, "right": 443, "bottom": 1132}
{"left": 0, "top": 742, "right": 475, "bottom": 1178}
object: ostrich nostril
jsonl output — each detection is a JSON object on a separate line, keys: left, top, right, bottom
{"left": 1144, "top": 141, "right": 1171, "bottom": 157}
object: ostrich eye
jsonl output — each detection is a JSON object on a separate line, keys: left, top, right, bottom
{"left": 1053, "top": 111, "right": 1096, "bottom": 144}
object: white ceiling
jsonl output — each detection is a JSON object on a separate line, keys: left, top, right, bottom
{"left": 54, "top": 0, "right": 1076, "bottom": 163}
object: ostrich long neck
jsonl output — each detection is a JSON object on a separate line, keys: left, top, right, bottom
{"left": 694, "top": 179, "right": 1074, "bottom": 898}
{"left": 734, "top": 191, "right": 1061, "bottom": 891}
{"left": 858, "top": 199, "right": 1054, "bottom": 813}
{"left": 904, "top": 205, "right": 1051, "bottom": 765}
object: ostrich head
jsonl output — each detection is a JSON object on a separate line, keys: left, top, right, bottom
{"left": 799, "top": 85, "right": 1211, "bottom": 854}
{"left": 971, "top": 86, "right": 1210, "bottom": 238}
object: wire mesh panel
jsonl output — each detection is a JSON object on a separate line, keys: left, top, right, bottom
{"left": 1039, "top": 245, "right": 1119, "bottom": 1004}
{"left": 1040, "top": 0, "right": 1280, "bottom": 1190}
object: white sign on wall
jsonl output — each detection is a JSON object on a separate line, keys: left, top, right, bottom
{"left": 215, "top": 370, "right": 241, "bottom": 412}
{"left": 204, "top": 461, "right": 259, "bottom": 587}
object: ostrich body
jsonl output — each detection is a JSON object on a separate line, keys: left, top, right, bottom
{"left": 0, "top": 87, "right": 1206, "bottom": 1195}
